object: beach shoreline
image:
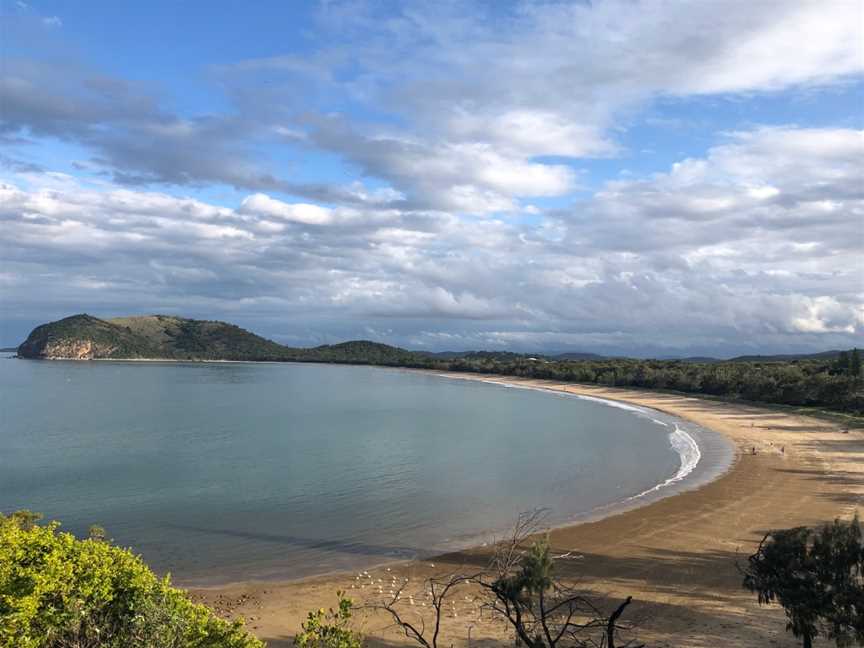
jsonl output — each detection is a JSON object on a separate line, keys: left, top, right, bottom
{"left": 178, "top": 376, "right": 734, "bottom": 590}
{"left": 186, "top": 372, "right": 864, "bottom": 647}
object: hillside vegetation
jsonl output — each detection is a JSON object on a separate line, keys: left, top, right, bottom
{"left": 112, "top": 315, "right": 292, "bottom": 361}
{"left": 17, "top": 314, "right": 161, "bottom": 359}
{"left": 18, "top": 314, "right": 294, "bottom": 362}
{"left": 16, "top": 314, "right": 864, "bottom": 414}
{"left": 0, "top": 511, "right": 262, "bottom": 648}
{"left": 298, "top": 340, "right": 421, "bottom": 365}
{"left": 440, "top": 353, "right": 864, "bottom": 416}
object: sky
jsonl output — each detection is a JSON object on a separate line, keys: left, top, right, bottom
{"left": 1, "top": 0, "right": 863, "bottom": 357}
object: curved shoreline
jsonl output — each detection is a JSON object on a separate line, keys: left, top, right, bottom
{"left": 179, "top": 371, "right": 733, "bottom": 588}
{"left": 189, "top": 373, "right": 863, "bottom": 647}
{"left": 181, "top": 369, "right": 734, "bottom": 586}
{"left": 428, "top": 372, "right": 735, "bottom": 541}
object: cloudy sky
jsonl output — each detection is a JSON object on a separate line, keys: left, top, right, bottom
{"left": 1, "top": 0, "right": 862, "bottom": 356}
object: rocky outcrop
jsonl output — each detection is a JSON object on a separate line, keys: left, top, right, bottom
{"left": 15, "top": 313, "right": 294, "bottom": 361}
{"left": 21, "top": 339, "right": 119, "bottom": 360}
{"left": 16, "top": 314, "right": 153, "bottom": 359}
{"left": 16, "top": 313, "right": 419, "bottom": 363}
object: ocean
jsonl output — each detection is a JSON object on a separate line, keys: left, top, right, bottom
{"left": 0, "top": 358, "right": 732, "bottom": 584}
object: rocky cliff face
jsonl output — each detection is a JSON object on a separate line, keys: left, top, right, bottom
{"left": 16, "top": 314, "right": 153, "bottom": 360}
{"left": 17, "top": 313, "right": 424, "bottom": 363}
{"left": 15, "top": 313, "right": 296, "bottom": 361}
{"left": 20, "top": 339, "right": 118, "bottom": 360}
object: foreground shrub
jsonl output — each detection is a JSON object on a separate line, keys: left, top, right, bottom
{"left": 742, "top": 515, "right": 864, "bottom": 648}
{"left": 0, "top": 511, "right": 264, "bottom": 648}
{"left": 295, "top": 591, "right": 362, "bottom": 648}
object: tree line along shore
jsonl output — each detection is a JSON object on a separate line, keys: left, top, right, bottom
{"left": 7, "top": 314, "right": 864, "bottom": 647}
{"left": 15, "top": 313, "right": 864, "bottom": 415}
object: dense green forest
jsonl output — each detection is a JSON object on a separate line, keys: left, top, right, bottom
{"left": 289, "top": 341, "right": 864, "bottom": 416}
{"left": 16, "top": 314, "right": 864, "bottom": 415}
{"left": 425, "top": 350, "right": 864, "bottom": 415}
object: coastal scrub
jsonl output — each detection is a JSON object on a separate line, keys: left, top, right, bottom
{"left": 0, "top": 511, "right": 263, "bottom": 648}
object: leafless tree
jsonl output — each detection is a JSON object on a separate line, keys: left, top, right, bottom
{"left": 371, "top": 571, "right": 480, "bottom": 648}
{"left": 476, "top": 511, "right": 643, "bottom": 648}
{"left": 370, "top": 510, "right": 645, "bottom": 648}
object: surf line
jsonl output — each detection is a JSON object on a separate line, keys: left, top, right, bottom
{"left": 434, "top": 373, "right": 704, "bottom": 501}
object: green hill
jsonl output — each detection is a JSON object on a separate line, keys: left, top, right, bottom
{"left": 14, "top": 314, "right": 863, "bottom": 414}
{"left": 109, "top": 315, "right": 293, "bottom": 360}
{"left": 17, "top": 314, "right": 294, "bottom": 361}
{"left": 16, "top": 314, "right": 421, "bottom": 364}
{"left": 17, "top": 314, "right": 159, "bottom": 359}
{"left": 303, "top": 340, "right": 421, "bottom": 365}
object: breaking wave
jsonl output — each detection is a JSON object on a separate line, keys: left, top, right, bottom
{"left": 436, "top": 374, "right": 704, "bottom": 502}
{"left": 624, "top": 424, "right": 702, "bottom": 502}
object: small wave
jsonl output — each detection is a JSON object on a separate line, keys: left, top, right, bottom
{"left": 447, "top": 375, "right": 652, "bottom": 416}
{"left": 436, "top": 373, "right": 703, "bottom": 502}
{"left": 624, "top": 425, "right": 701, "bottom": 502}
{"left": 570, "top": 393, "right": 650, "bottom": 415}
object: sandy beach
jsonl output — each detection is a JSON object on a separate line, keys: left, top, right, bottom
{"left": 189, "top": 374, "right": 864, "bottom": 647}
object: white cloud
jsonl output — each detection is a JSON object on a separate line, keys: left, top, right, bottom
{"left": 239, "top": 193, "right": 334, "bottom": 225}
{"left": 252, "top": 0, "right": 863, "bottom": 215}
{"left": 5, "top": 1, "right": 863, "bottom": 219}
{"left": 667, "top": 1, "right": 864, "bottom": 93}
{"left": 306, "top": 124, "right": 578, "bottom": 213}
{"left": 3, "top": 1, "right": 863, "bottom": 353}
{"left": 791, "top": 297, "right": 859, "bottom": 334}
{"left": 1, "top": 125, "right": 861, "bottom": 354}
{"left": 446, "top": 109, "right": 616, "bottom": 158}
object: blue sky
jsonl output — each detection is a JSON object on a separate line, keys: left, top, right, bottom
{"left": 1, "top": 0, "right": 862, "bottom": 356}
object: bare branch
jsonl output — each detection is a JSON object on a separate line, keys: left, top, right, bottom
{"left": 365, "top": 571, "right": 479, "bottom": 648}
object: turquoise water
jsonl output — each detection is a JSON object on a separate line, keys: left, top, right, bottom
{"left": 0, "top": 359, "right": 729, "bottom": 584}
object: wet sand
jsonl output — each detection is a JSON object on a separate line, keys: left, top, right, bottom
{"left": 189, "top": 376, "right": 864, "bottom": 647}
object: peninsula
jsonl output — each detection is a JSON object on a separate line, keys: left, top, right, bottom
{"left": 16, "top": 313, "right": 418, "bottom": 364}
{"left": 15, "top": 313, "right": 863, "bottom": 415}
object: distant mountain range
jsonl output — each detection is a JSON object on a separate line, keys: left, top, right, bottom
{"left": 424, "top": 350, "right": 844, "bottom": 363}
{"left": 725, "top": 350, "right": 844, "bottom": 362}
{"left": 14, "top": 313, "right": 847, "bottom": 364}
{"left": 549, "top": 351, "right": 609, "bottom": 361}
{"left": 657, "top": 352, "right": 845, "bottom": 363}
{"left": 416, "top": 350, "right": 608, "bottom": 361}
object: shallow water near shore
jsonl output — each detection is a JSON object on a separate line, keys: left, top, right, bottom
{"left": 1, "top": 359, "right": 732, "bottom": 585}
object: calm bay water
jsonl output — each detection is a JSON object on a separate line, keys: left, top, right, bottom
{"left": 0, "top": 359, "right": 730, "bottom": 584}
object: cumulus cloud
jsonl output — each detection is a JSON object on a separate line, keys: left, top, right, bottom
{"left": 446, "top": 109, "right": 617, "bottom": 158}
{"left": 4, "top": 1, "right": 862, "bottom": 213}
{"left": 2, "top": 126, "right": 861, "bottom": 355}
{"left": 1, "top": 1, "right": 862, "bottom": 353}
{"left": 256, "top": 0, "right": 862, "bottom": 212}
{"left": 239, "top": 194, "right": 334, "bottom": 225}
{"left": 304, "top": 118, "right": 578, "bottom": 213}
{"left": 580, "top": 127, "right": 864, "bottom": 255}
